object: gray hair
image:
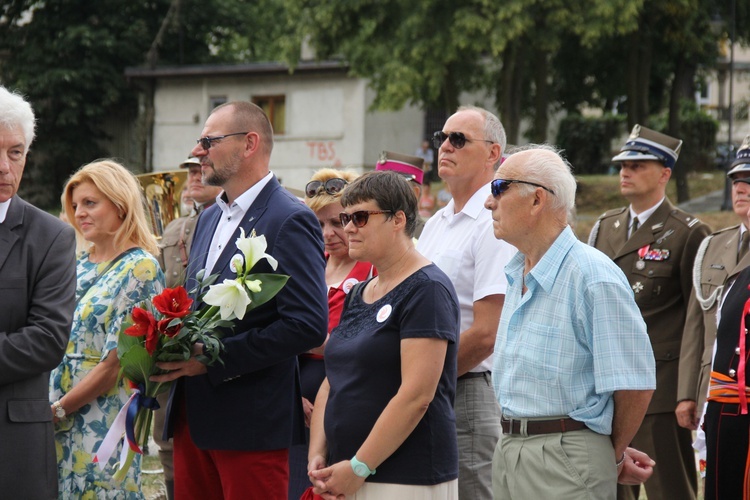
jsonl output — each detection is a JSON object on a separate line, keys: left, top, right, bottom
{"left": 507, "top": 144, "right": 576, "bottom": 217}
{"left": 457, "top": 105, "right": 507, "bottom": 168}
{"left": 0, "top": 86, "right": 35, "bottom": 154}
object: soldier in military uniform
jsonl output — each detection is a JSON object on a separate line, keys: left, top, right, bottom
{"left": 588, "top": 125, "right": 710, "bottom": 500}
{"left": 154, "top": 156, "right": 221, "bottom": 499}
{"left": 677, "top": 135, "right": 750, "bottom": 433}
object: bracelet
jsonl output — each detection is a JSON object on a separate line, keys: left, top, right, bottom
{"left": 615, "top": 452, "right": 627, "bottom": 468}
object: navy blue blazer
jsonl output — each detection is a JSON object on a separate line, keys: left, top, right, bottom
{"left": 165, "top": 176, "right": 328, "bottom": 451}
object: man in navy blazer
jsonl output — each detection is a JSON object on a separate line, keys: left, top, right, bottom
{"left": 154, "top": 101, "right": 328, "bottom": 498}
{"left": 0, "top": 86, "right": 76, "bottom": 498}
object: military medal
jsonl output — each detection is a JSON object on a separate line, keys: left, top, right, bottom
{"left": 636, "top": 245, "right": 649, "bottom": 270}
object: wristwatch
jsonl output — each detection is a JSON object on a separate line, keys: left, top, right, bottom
{"left": 52, "top": 401, "right": 66, "bottom": 419}
{"left": 350, "top": 456, "right": 376, "bottom": 478}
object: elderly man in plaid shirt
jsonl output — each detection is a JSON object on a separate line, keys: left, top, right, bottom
{"left": 484, "top": 145, "right": 656, "bottom": 500}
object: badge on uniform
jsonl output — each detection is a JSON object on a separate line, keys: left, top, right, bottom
{"left": 644, "top": 249, "right": 670, "bottom": 261}
{"left": 636, "top": 245, "right": 649, "bottom": 270}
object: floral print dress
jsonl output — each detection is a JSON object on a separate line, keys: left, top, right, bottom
{"left": 50, "top": 249, "right": 164, "bottom": 499}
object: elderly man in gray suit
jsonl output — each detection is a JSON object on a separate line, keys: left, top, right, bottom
{"left": 0, "top": 86, "right": 76, "bottom": 498}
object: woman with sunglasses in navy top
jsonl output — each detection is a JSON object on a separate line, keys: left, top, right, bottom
{"left": 290, "top": 168, "right": 376, "bottom": 499}
{"left": 307, "top": 170, "right": 460, "bottom": 499}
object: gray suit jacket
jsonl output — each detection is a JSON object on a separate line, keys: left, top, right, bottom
{"left": 0, "top": 196, "right": 76, "bottom": 498}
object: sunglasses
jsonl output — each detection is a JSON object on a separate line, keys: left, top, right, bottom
{"left": 305, "top": 178, "right": 348, "bottom": 198}
{"left": 196, "top": 132, "right": 248, "bottom": 151}
{"left": 732, "top": 178, "right": 750, "bottom": 186}
{"left": 339, "top": 210, "right": 393, "bottom": 228}
{"left": 490, "top": 179, "right": 556, "bottom": 197}
{"left": 432, "top": 130, "right": 495, "bottom": 150}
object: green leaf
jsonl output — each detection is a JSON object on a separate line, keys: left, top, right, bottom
{"left": 245, "top": 273, "right": 289, "bottom": 311}
{"left": 119, "top": 344, "right": 156, "bottom": 386}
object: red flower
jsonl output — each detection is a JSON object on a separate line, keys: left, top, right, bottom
{"left": 157, "top": 318, "right": 181, "bottom": 338}
{"left": 152, "top": 287, "right": 193, "bottom": 319}
{"left": 125, "top": 307, "right": 159, "bottom": 355}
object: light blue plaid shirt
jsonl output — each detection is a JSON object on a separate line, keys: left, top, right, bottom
{"left": 492, "top": 226, "right": 655, "bottom": 435}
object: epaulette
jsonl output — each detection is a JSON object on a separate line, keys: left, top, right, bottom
{"left": 711, "top": 223, "right": 741, "bottom": 236}
{"left": 668, "top": 208, "right": 703, "bottom": 228}
{"left": 597, "top": 206, "right": 627, "bottom": 220}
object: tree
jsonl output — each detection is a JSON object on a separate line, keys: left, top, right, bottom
{"left": 0, "top": 0, "right": 288, "bottom": 208}
{"left": 281, "top": 0, "right": 643, "bottom": 143}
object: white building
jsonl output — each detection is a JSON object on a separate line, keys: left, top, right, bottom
{"left": 124, "top": 61, "right": 428, "bottom": 190}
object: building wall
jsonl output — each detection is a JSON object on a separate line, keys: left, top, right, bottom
{"left": 149, "top": 72, "right": 430, "bottom": 190}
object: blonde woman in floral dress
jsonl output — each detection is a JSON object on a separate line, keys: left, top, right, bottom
{"left": 49, "top": 160, "right": 164, "bottom": 499}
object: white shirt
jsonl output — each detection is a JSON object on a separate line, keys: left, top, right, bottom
{"left": 204, "top": 172, "right": 273, "bottom": 273}
{"left": 0, "top": 199, "right": 10, "bottom": 223}
{"left": 417, "top": 182, "right": 518, "bottom": 372}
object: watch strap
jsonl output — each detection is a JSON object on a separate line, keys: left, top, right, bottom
{"left": 350, "top": 456, "right": 376, "bottom": 477}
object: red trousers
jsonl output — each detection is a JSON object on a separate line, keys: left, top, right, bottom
{"left": 173, "top": 405, "right": 289, "bottom": 499}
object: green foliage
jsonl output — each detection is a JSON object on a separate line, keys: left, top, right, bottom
{"left": 556, "top": 114, "right": 626, "bottom": 174}
{"left": 649, "top": 101, "right": 719, "bottom": 171}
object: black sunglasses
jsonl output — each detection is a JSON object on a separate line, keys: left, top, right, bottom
{"left": 732, "top": 178, "right": 750, "bottom": 186}
{"left": 305, "top": 178, "right": 348, "bottom": 198}
{"left": 491, "top": 179, "right": 556, "bottom": 197}
{"left": 339, "top": 210, "right": 393, "bottom": 228}
{"left": 432, "top": 130, "right": 494, "bottom": 150}
{"left": 196, "top": 132, "right": 248, "bottom": 151}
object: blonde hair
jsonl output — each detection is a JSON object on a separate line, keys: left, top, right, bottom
{"left": 305, "top": 168, "right": 359, "bottom": 213}
{"left": 63, "top": 159, "right": 159, "bottom": 256}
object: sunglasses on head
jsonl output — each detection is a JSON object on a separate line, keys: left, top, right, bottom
{"left": 305, "top": 178, "right": 348, "bottom": 198}
{"left": 196, "top": 132, "right": 248, "bottom": 151}
{"left": 339, "top": 210, "right": 393, "bottom": 228}
{"left": 490, "top": 179, "right": 556, "bottom": 197}
{"left": 432, "top": 130, "right": 495, "bottom": 150}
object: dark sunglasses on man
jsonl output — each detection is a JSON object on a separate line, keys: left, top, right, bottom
{"left": 432, "top": 130, "right": 495, "bottom": 150}
{"left": 490, "top": 179, "right": 555, "bottom": 197}
{"left": 305, "top": 178, "right": 349, "bottom": 198}
{"left": 339, "top": 210, "right": 393, "bottom": 228}
{"left": 196, "top": 132, "right": 249, "bottom": 151}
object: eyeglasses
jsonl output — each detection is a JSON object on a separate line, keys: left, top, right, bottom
{"left": 490, "top": 179, "right": 556, "bottom": 197}
{"left": 432, "top": 130, "right": 495, "bottom": 150}
{"left": 305, "top": 178, "right": 348, "bottom": 198}
{"left": 732, "top": 178, "right": 750, "bottom": 186}
{"left": 196, "top": 132, "right": 249, "bottom": 151}
{"left": 339, "top": 210, "right": 394, "bottom": 228}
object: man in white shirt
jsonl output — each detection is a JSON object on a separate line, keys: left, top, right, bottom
{"left": 417, "top": 105, "right": 516, "bottom": 500}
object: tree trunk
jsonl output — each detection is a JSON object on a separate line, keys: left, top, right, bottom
{"left": 498, "top": 42, "right": 522, "bottom": 145}
{"left": 531, "top": 45, "right": 549, "bottom": 143}
{"left": 626, "top": 30, "right": 640, "bottom": 130}
{"left": 669, "top": 55, "right": 697, "bottom": 203}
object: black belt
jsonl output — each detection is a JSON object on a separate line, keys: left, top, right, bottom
{"left": 501, "top": 417, "right": 587, "bottom": 435}
{"left": 458, "top": 371, "right": 489, "bottom": 382}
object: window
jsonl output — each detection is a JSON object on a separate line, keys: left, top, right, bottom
{"left": 252, "top": 95, "right": 286, "bottom": 135}
{"left": 209, "top": 96, "right": 227, "bottom": 114}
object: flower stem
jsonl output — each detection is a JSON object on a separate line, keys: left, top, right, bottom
{"left": 113, "top": 448, "right": 135, "bottom": 482}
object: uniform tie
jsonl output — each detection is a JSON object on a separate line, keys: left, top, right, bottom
{"left": 629, "top": 216, "right": 639, "bottom": 239}
{"left": 739, "top": 231, "right": 750, "bottom": 261}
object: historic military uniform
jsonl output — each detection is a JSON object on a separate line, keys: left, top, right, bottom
{"left": 158, "top": 208, "right": 201, "bottom": 288}
{"left": 590, "top": 124, "right": 709, "bottom": 500}
{"left": 703, "top": 264, "right": 750, "bottom": 499}
{"left": 678, "top": 225, "right": 750, "bottom": 412}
